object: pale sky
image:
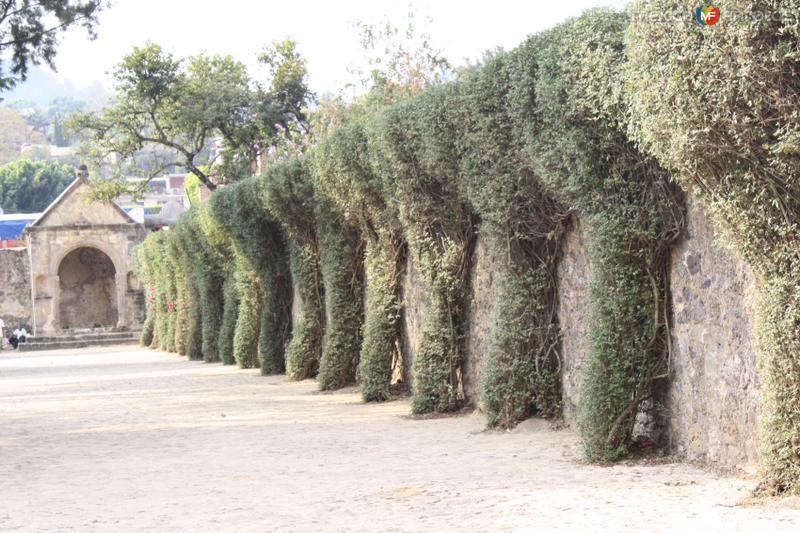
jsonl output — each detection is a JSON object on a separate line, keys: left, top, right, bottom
{"left": 43, "top": 0, "right": 629, "bottom": 95}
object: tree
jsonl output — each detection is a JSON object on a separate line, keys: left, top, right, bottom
{"left": 0, "top": 1, "right": 106, "bottom": 92}
{"left": 71, "top": 39, "right": 313, "bottom": 196}
{"left": 0, "top": 105, "right": 45, "bottom": 163}
{"left": 0, "top": 159, "right": 75, "bottom": 212}
{"left": 310, "top": 8, "right": 450, "bottom": 141}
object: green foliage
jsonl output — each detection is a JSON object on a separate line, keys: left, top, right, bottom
{"left": 73, "top": 38, "right": 313, "bottom": 194}
{"left": 625, "top": 0, "right": 800, "bottom": 492}
{"left": 314, "top": 124, "right": 406, "bottom": 401}
{"left": 213, "top": 176, "right": 292, "bottom": 374}
{"left": 449, "top": 50, "right": 568, "bottom": 427}
{"left": 217, "top": 276, "right": 239, "bottom": 365}
{"left": 521, "top": 10, "right": 682, "bottom": 460}
{"left": 137, "top": 232, "right": 167, "bottom": 349}
{"left": 0, "top": 1, "right": 104, "bottom": 91}
{"left": 166, "top": 230, "right": 187, "bottom": 354}
{"left": 208, "top": 183, "right": 261, "bottom": 368}
{"left": 180, "top": 205, "right": 225, "bottom": 362}
{"left": 314, "top": 193, "right": 365, "bottom": 391}
{"left": 200, "top": 195, "right": 238, "bottom": 365}
{"left": 184, "top": 170, "right": 202, "bottom": 206}
{"left": 169, "top": 215, "right": 200, "bottom": 358}
{"left": 262, "top": 159, "right": 324, "bottom": 380}
{"left": 371, "top": 84, "right": 476, "bottom": 414}
{"left": 140, "top": 312, "right": 155, "bottom": 347}
{"left": 134, "top": 243, "right": 155, "bottom": 347}
{"left": 131, "top": 3, "right": 800, "bottom": 498}
{"left": 231, "top": 259, "right": 262, "bottom": 369}
{"left": 0, "top": 159, "right": 75, "bottom": 213}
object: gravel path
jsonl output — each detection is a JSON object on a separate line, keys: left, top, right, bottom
{"left": 1, "top": 346, "right": 799, "bottom": 532}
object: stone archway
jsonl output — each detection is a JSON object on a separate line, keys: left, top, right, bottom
{"left": 57, "top": 247, "right": 119, "bottom": 329}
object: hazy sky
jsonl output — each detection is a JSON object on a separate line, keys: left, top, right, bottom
{"left": 44, "top": 0, "right": 629, "bottom": 95}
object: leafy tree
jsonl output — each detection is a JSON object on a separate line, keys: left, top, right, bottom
{"left": 72, "top": 39, "right": 313, "bottom": 196}
{"left": 183, "top": 170, "right": 202, "bottom": 206}
{"left": 310, "top": 9, "right": 450, "bottom": 143}
{"left": 0, "top": 159, "right": 75, "bottom": 212}
{"left": 0, "top": 1, "right": 106, "bottom": 92}
{"left": 0, "top": 105, "right": 45, "bottom": 163}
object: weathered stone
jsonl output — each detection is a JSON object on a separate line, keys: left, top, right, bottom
{"left": 23, "top": 177, "right": 147, "bottom": 335}
{"left": 463, "top": 234, "right": 496, "bottom": 409}
{"left": 58, "top": 247, "right": 118, "bottom": 329}
{"left": 556, "top": 216, "right": 591, "bottom": 428}
{"left": 400, "top": 249, "right": 429, "bottom": 389}
{"left": 0, "top": 247, "right": 33, "bottom": 331}
{"left": 667, "top": 198, "right": 760, "bottom": 471}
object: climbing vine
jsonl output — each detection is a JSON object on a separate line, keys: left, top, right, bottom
{"left": 371, "top": 84, "right": 476, "bottom": 414}
{"left": 523, "top": 11, "right": 683, "bottom": 460}
{"left": 314, "top": 191, "right": 365, "bottom": 390}
{"left": 314, "top": 124, "right": 406, "bottom": 401}
{"left": 200, "top": 201, "right": 239, "bottom": 366}
{"left": 261, "top": 158, "right": 324, "bottom": 380}
{"left": 130, "top": 3, "right": 800, "bottom": 497}
{"left": 213, "top": 177, "right": 292, "bottom": 372}
{"left": 626, "top": 0, "right": 800, "bottom": 493}
{"left": 454, "top": 50, "right": 568, "bottom": 426}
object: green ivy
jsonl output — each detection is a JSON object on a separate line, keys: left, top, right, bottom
{"left": 314, "top": 190, "right": 365, "bottom": 390}
{"left": 261, "top": 158, "right": 323, "bottom": 380}
{"left": 315, "top": 124, "right": 407, "bottom": 401}
{"left": 371, "top": 84, "right": 476, "bottom": 414}
{"left": 626, "top": 0, "right": 800, "bottom": 493}
{"left": 454, "top": 50, "right": 568, "bottom": 426}
{"left": 211, "top": 177, "right": 292, "bottom": 372}
{"left": 524, "top": 11, "right": 683, "bottom": 460}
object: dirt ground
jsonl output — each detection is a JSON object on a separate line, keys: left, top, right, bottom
{"left": 1, "top": 346, "right": 799, "bottom": 532}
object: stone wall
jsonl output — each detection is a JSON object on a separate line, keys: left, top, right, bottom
{"left": 400, "top": 250, "right": 430, "bottom": 389}
{"left": 463, "top": 235, "right": 497, "bottom": 408}
{"left": 394, "top": 198, "right": 761, "bottom": 470}
{"left": 667, "top": 199, "right": 760, "bottom": 470}
{"left": 551, "top": 207, "right": 761, "bottom": 470}
{"left": 555, "top": 217, "right": 592, "bottom": 428}
{"left": 0, "top": 247, "right": 32, "bottom": 331}
{"left": 291, "top": 280, "right": 302, "bottom": 332}
{"left": 399, "top": 234, "right": 495, "bottom": 407}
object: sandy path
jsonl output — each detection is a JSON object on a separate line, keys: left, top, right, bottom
{"left": 1, "top": 346, "right": 798, "bottom": 532}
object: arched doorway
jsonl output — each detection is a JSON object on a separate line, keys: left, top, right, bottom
{"left": 58, "top": 247, "right": 119, "bottom": 329}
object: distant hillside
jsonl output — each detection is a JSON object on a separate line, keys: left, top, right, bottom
{"left": 1, "top": 66, "right": 107, "bottom": 108}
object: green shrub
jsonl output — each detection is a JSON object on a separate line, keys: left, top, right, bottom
{"left": 261, "top": 159, "right": 323, "bottom": 379}
{"left": 211, "top": 177, "right": 292, "bottom": 373}
{"left": 371, "top": 84, "right": 476, "bottom": 414}
{"left": 217, "top": 276, "right": 239, "bottom": 365}
{"left": 166, "top": 230, "right": 188, "bottom": 355}
{"left": 453, "top": 50, "right": 567, "bottom": 426}
{"left": 175, "top": 207, "right": 224, "bottom": 362}
{"left": 192, "top": 204, "right": 226, "bottom": 363}
{"left": 314, "top": 192, "right": 365, "bottom": 390}
{"left": 522, "top": 10, "right": 683, "bottom": 460}
{"left": 626, "top": 0, "right": 800, "bottom": 492}
{"left": 170, "top": 215, "right": 203, "bottom": 360}
{"left": 232, "top": 258, "right": 262, "bottom": 368}
{"left": 315, "top": 124, "right": 407, "bottom": 401}
{"left": 134, "top": 243, "right": 156, "bottom": 347}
